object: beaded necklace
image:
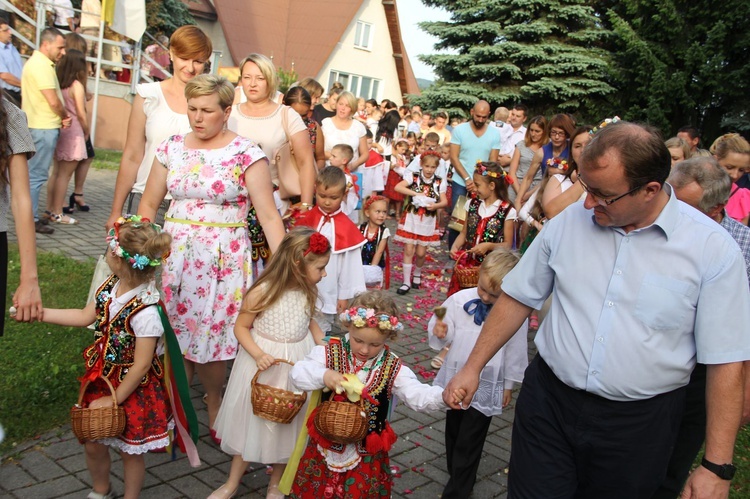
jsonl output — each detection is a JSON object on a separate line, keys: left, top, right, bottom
{"left": 344, "top": 338, "right": 385, "bottom": 374}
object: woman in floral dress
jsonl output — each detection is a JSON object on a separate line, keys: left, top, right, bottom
{"left": 138, "top": 74, "right": 285, "bottom": 434}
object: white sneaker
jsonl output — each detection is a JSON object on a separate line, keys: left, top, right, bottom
{"left": 87, "top": 488, "right": 113, "bottom": 499}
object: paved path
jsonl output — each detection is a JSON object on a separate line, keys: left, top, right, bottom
{"left": 1, "top": 168, "right": 525, "bottom": 498}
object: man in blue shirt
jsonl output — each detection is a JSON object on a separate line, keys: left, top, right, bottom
{"left": 0, "top": 19, "right": 23, "bottom": 106}
{"left": 447, "top": 100, "right": 501, "bottom": 248}
{"left": 444, "top": 122, "right": 750, "bottom": 498}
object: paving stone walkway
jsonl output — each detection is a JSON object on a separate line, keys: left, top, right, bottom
{"left": 1, "top": 168, "right": 526, "bottom": 498}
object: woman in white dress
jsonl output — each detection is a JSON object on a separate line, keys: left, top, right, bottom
{"left": 320, "top": 91, "right": 369, "bottom": 169}
{"left": 106, "top": 26, "right": 212, "bottom": 230}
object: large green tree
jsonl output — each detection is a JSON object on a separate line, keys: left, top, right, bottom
{"left": 411, "top": 0, "right": 614, "bottom": 120}
{"left": 145, "top": 0, "right": 195, "bottom": 37}
{"left": 599, "top": 0, "right": 750, "bottom": 139}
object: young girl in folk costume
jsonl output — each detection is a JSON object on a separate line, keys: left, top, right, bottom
{"left": 359, "top": 195, "right": 391, "bottom": 289}
{"left": 394, "top": 150, "right": 448, "bottom": 295}
{"left": 41, "top": 216, "right": 187, "bottom": 499}
{"left": 447, "top": 161, "right": 516, "bottom": 296}
{"left": 210, "top": 228, "right": 330, "bottom": 499}
{"left": 288, "top": 291, "right": 452, "bottom": 499}
{"left": 383, "top": 138, "right": 409, "bottom": 216}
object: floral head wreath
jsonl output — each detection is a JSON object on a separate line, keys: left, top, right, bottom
{"left": 303, "top": 232, "right": 331, "bottom": 257}
{"left": 339, "top": 307, "right": 404, "bottom": 332}
{"left": 546, "top": 156, "right": 569, "bottom": 171}
{"left": 107, "top": 215, "right": 168, "bottom": 270}
{"left": 421, "top": 150, "right": 441, "bottom": 162}
{"left": 363, "top": 195, "right": 387, "bottom": 212}
{"left": 475, "top": 161, "right": 514, "bottom": 185}
{"left": 589, "top": 116, "right": 621, "bottom": 135}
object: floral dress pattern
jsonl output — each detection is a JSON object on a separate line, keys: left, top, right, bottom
{"left": 155, "top": 135, "right": 266, "bottom": 363}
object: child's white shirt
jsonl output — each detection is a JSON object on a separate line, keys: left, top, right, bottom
{"left": 291, "top": 336, "right": 447, "bottom": 413}
{"left": 428, "top": 288, "right": 528, "bottom": 416}
{"left": 316, "top": 216, "right": 366, "bottom": 314}
{"left": 107, "top": 280, "right": 164, "bottom": 338}
{"left": 406, "top": 154, "right": 448, "bottom": 179}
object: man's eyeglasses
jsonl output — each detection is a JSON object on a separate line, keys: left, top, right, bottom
{"left": 578, "top": 176, "right": 644, "bottom": 206}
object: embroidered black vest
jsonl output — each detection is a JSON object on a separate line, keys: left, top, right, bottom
{"left": 323, "top": 337, "right": 401, "bottom": 455}
{"left": 359, "top": 223, "right": 386, "bottom": 269}
{"left": 83, "top": 275, "right": 163, "bottom": 384}
{"left": 463, "top": 198, "right": 511, "bottom": 255}
{"left": 404, "top": 173, "right": 442, "bottom": 217}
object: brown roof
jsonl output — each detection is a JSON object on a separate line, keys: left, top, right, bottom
{"left": 181, "top": 0, "right": 217, "bottom": 21}
{"left": 212, "top": 0, "right": 419, "bottom": 99}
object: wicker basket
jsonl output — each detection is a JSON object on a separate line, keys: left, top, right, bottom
{"left": 251, "top": 359, "right": 307, "bottom": 424}
{"left": 313, "top": 398, "right": 368, "bottom": 444}
{"left": 454, "top": 252, "right": 480, "bottom": 289}
{"left": 70, "top": 376, "right": 126, "bottom": 442}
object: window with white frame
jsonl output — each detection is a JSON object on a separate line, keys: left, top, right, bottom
{"left": 354, "top": 20, "right": 373, "bottom": 50}
{"left": 329, "top": 70, "right": 382, "bottom": 101}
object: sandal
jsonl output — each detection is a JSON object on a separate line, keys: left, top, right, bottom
{"left": 51, "top": 213, "right": 78, "bottom": 224}
{"left": 412, "top": 276, "right": 421, "bottom": 289}
{"left": 266, "top": 484, "right": 284, "bottom": 499}
{"left": 431, "top": 355, "right": 444, "bottom": 369}
{"left": 208, "top": 483, "right": 238, "bottom": 499}
{"left": 86, "top": 487, "right": 114, "bottom": 499}
{"left": 396, "top": 284, "right": 411, "bottom": 295}
{"left": 69, "top": 193, "right": 90, "bottom": 212}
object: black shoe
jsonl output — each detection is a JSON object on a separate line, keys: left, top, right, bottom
{"left": 35, "top": 220, "right": 54, "bottom": 234}
{"left": 412, "top": 276, "right": 421, "bottom": 289}
{"left": 396, "top": 284, "right": 410, "bottom": 295}
{"left": 69, "top": 193, "right": 90, "bottom": 212}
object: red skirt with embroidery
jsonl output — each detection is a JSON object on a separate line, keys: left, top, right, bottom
{"left": 383, "top": 170, "right": 405, "bottom": 202}
{"left": 81, "top": 370, "right": 172, "bottom": 453}
{"left": 290, "top": 444, "right": 391, "bottom": 499}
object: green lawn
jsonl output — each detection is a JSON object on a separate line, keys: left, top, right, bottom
{"left": 1, "top": 248, "right": 94, "bottom": 456}
{"left": 92, "top": 148, "right": 122, "bottom": 171}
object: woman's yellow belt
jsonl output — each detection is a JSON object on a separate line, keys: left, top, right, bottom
{"left": 164, "top": 217, "right": 247, "bottom": 228}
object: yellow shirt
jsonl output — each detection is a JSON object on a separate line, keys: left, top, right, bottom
{"left": 428, "top": 126, "right": 452, "bottom": 145}
{"left": 21, "top": 50, "right": 62, "bottom": 129}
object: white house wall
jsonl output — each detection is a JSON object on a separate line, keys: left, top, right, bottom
{"left": 316, "top": 0, "right": 403, "bottom": 105}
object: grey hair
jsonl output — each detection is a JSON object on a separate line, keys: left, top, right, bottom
{"left": 667, "top": 157, "right": 732, "bottom": 212}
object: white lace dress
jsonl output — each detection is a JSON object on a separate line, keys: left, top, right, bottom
{"left": 213, "top": 288, "right": 315, "bottom": 463}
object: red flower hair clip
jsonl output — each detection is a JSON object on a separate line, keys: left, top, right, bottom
{"left": 304, "top": 232, "right": 331, "bottom": 256}
{"left": 363, "top": 195, "right": 388, "bottom": 211}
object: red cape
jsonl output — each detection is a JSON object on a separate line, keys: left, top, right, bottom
{"left": 297, "top": 207, "right": 366, "bottom": 254}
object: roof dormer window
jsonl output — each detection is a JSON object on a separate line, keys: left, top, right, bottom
{"left": 354, "top": 20, "right": 373, "bottom": 50}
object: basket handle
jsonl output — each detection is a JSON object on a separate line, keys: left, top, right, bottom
{"left": 455, "top": 251, "right": 475, "bottom": 267}
{"left": 76, "top": 375, "right": 119, "bottom": 408}
{"left": 250, "top": 358, "right": 295, "bottom": 387}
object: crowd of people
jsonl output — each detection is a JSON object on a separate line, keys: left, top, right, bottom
{"left": 3, "top": 19, "right": 750, "bottom": 499}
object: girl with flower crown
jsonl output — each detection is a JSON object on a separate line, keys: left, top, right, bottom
{"left": 40, "top": 216, "right": 179, "bottom": 499}
{"left": 210, "top": 228, "right": 331, "bottom": 499}
{"left": 393, "top": 150, "right": 448, "bottom": 295}
{"left": 286, "top": 290, "right": 453, "bottom": 499}
{"left": 447, "top": 161, "right": 517, "bottom": 292}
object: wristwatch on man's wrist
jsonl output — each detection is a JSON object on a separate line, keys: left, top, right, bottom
{"left": 701, "top": 456, "right": 736, "bottom": 480}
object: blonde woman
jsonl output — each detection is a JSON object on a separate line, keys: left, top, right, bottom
{"left": 227, "top": 53, "right": 316, "bottom": 209}
{"left": 320, "top": 91, "right": 369, "bottom": 169}
{"left": 665, "top": 136, "right": 691, "bottom": 167}
{"left": 710, "top": 133, "right": 750, "bottom": 225}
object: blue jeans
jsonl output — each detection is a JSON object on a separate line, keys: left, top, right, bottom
{"left": 28, "top": 128, "right": 60, "bottom": 221}
{"left": 447, "top": 181, "right": 467, "bottom": 249}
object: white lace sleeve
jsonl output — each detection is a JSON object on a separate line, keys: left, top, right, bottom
{"left": 290, "top": 345, "right": 328, "bottom": 391}
{"left": 393, "top": 364, "right": 447, "bottom": 412}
